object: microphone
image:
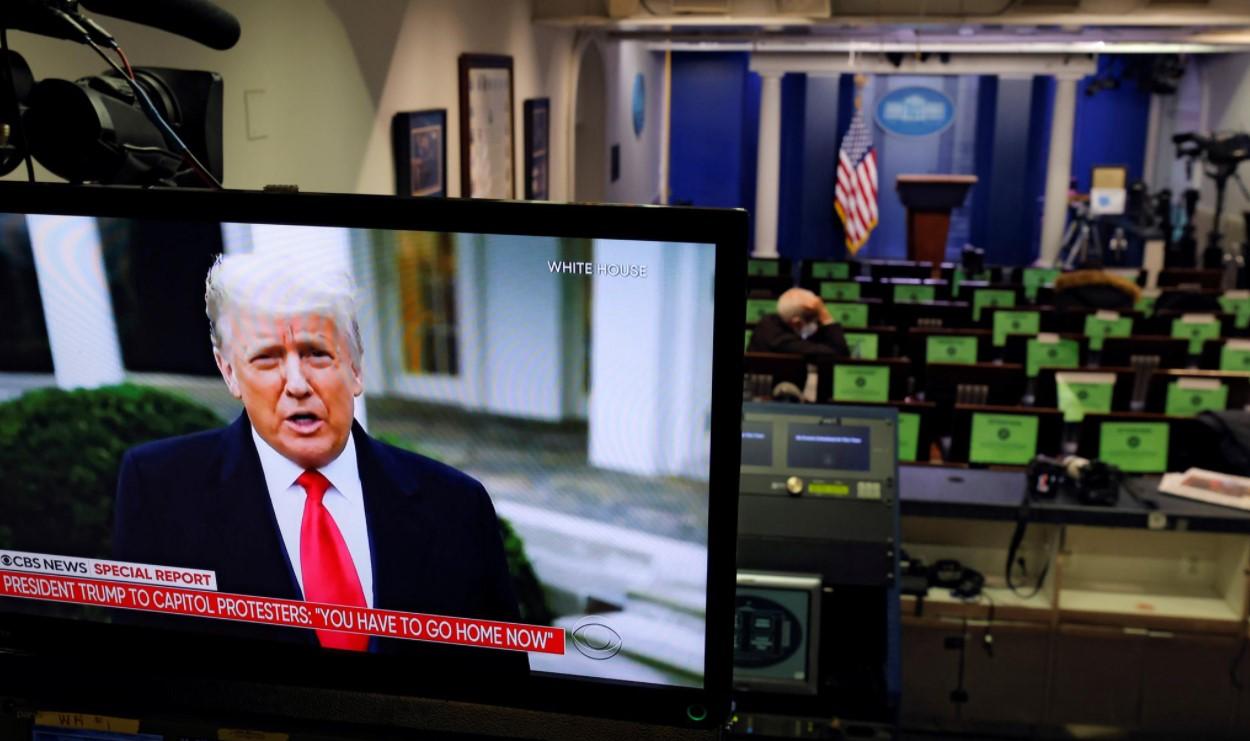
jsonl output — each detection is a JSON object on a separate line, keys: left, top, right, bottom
{"left": 79, "top": 0, "right": 240, "bottom": 50}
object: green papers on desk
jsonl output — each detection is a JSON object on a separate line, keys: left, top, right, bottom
{"left": 1220, "top": 340, "right": 1250, "bottom": 371}
{"left": 746, "top": 298, "right": 773, "bottom": 323}
{"left": 1083, "top": 311, "right": 1133, "bottom": 351}
{"left": 744, "top": 330, "right": 753, "bottom": 350}
{"left": 1136, "top": 290, "right": 1159, "bottom": 316}
{"left": 970, "top": 412, "right": 1040, "bottom": 466}
{"left": 833, "top": 364, "right": 890, "bottom": 403}
{"left": 748, "top": 259, "right": 780, "bottom": 277}
{"left": 893, "top": 284, "right": 936, "bottom": 303}
{"left": 926, "top": 335, "right": 978, "bottom": 365}
{"left": 1055, "top": 372, "right": 1115, "bottom": 422}
{"left": 1026, "top": 336, "right": 1080, "bottom": 377}
{"left": 1219, "top": 291, "right": 1250, "bottom": 329}
{"left": 1022, "top": 268, "right": 1060, "bottom": 302}
{"left": 898, "top": 412, "right": 920, "bottom": 463}
{"left": 951, "top": 268, "right": 990, "bottom": 298}
{"left": 844, "top": 332, "right": 879, "bottom": 360}
{"left": 993, "top": 310, "right": 1041, "bottom": 347}
{"left": 827, "top": 302, "right": 869, "bottom": 328}
{"left": 820, "top": 281, "right": 861, "bottom": 301}
{"left": 1099, "top": 421, "right": 1169, "bottom": 473}
{"left": 1164, "top": 379, "right": 1229, "bottom": 416}
{"left": 1171, "top": 314, "right": 1221, "bottom": 354}
{"left": 973, "top": 289, "right": 1016, "bottom": 322}
{"left": 811, "top": 261, "right": 850, "bottom": 280}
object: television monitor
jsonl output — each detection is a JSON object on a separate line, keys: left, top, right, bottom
{"left": 0, "top": 182, "right": 746, "bottom": 729}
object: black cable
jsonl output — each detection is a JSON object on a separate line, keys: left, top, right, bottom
{"left": 39, "top": 5, "right": 222, "bottom": 189}
{"left": 0, "top": 26, "right": 35, "bottom": 182}
{"left": 81, "top": 36, "right": 222, "bottom": 189}
{"left": 1231, "top": 633, "right": 1247, "bottom": 691}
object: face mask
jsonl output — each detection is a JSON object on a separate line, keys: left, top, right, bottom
{"left": 799, "top": 321, "right": 819, "bottom": 340}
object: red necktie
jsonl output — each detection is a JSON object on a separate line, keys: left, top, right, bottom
{"left": 297, "top": 470, "right": 369, "bottom": 651}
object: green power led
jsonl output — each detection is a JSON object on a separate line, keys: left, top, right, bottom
{"left": 808, "top": 482, "right": 850, "bottom": 496}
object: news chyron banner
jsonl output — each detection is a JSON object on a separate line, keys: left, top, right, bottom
{"left": 0, "top": 550, "right": 563, "bottom": 655}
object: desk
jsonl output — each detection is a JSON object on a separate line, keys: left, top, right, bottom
{"left": 897, "top": 464, "right": 1250, "bottom": 736}
{"left": 900, "top": 464, "right": 1250, "bottom": 534}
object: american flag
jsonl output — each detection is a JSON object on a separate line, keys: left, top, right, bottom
{"left": 835, "top": 106, "right": 878, "bottom": 254}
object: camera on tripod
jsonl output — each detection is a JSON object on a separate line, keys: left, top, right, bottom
{"left": 1172, "top": 130, "right": 1250, "bottom": 275}
{"left": 0, "top": 0, "right": 238, "bottom": 187}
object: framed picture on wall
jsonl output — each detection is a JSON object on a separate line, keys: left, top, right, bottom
{"left": 391, "top": 109, "right": 447, "bottom": 198}
{"left": 523, "top": 98, "right": 549, "bottom": 201}
{"left": 458, "top": 54, "right": 515, "bottom": 199}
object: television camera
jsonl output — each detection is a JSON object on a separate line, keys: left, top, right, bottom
{"left": 1173, "top": 130, "right": 1250, "bottom": 276}
{"left": 0, "top": 0, "right": 238, "bottom": 187}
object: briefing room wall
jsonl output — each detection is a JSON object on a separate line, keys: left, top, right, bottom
{"left": 1071, "top": 56, "right": 1151, "bottom": 194}
{"left": 601, "top": 40, "right": 666, "bottom": 205}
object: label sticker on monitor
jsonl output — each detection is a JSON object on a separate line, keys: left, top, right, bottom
{"left": 1022, "top": 268, "right": 1060, "bottom": 302}
{"left": 1083, "top": 313, "right": 1133, "bottom": 351}
{"left": 893, "top": 284, "right": 936, "bottom": 303}
{"left": 1164, "top": 379, "right": 1228, "bottom": 416}
{"left": 973, "top": 289, "right": 1016, "bottom": 322}
{"left": 969, "top": 413, "right": 1040, "bottom": 466}
{"left": 1171, "top": 315, "right": 1221, "bottom": 354}
{"left": 1100, "top": 421, "right": 1169, "bottom": 473}
{"left": 844, "top": 332, "right": 879, "bottom": 360}
{"left": 1055, "top": 372, "right": 1115, "bottom": 423}
{"left": 926, "top": 335, "right": 977, "bottom": 365}
{"left": 1220, "top": 340, "right": 1250, "bottom": 371}
{"left": 811, "top": 261, "right": 849, "bottom": 280}
{"left": 827, "top": 302, "right": 868, "bottom": 329}
{"left": 1219, "top": 292, "right": 1250, "bottom": 329}
{"left": 746, "top": 298, "right": 774, "bottom": 323}
{"left": 748, "top": 259, "right": 780, "bottom": 277}
{"left": 820, "top": 281, "right": 861, "bottom": 301}
{"left": 898, "top": 412, "right": 920, "bottom": 462}
{"left": 1026, "top": 337, "right": 1080, "bottom": 377}
{"left": 993, "top": 310, "right": 1040, "bottom": 347}
{"left": 833, "top": 364, "right": 890, "bottom": 403}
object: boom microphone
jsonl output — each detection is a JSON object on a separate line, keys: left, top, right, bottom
{"left": 79, "top": 0, "right": 240, "bottom": 50}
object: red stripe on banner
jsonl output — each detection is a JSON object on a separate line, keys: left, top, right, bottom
{"left": 0, "top": 570, "right": 564, "bottom": 655}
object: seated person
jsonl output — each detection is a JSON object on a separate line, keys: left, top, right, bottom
{"left": 1053, "top": 265, "right": 1141, "bottom": 310}
{"left": 747, "top": 287, "right": 850, "bottom": 359}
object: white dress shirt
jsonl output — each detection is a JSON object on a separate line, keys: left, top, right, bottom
{"left": 251, "top": 426, "right": 374, "bottom": 608}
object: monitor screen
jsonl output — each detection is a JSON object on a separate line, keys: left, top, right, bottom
{"left": 785, "top": 424, "right": 872, "bottom": 472}
{"left": 0, "top": 184, "right": 745, "bottom": 728}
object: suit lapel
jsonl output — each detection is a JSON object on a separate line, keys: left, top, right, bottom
{"left": 354, "top": 423, "right": 431, "bottom": 613}
{"left": 208, "top": 413, "right": 303, "bottom": 602}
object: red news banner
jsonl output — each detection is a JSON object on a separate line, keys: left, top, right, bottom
{"left": 0, "top": 551, "right": 562, "bottom": 655}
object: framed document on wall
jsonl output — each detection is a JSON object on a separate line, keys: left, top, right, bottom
{"left": 391, "top": 109, "right": 447, "bottom": 197}
{"left": 458, "top": 54, "right": 515, "bottom": 199}
{"left": 523, "top": 98, "right": 549, "bottom": 201}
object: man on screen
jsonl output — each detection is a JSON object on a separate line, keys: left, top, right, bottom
{"left": 112, "top": 252, "right": 525, "bottom": 667}
{"left": 747, "top": 287, "right": 850, "bottom": 360}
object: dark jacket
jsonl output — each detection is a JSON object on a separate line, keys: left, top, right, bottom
{"left": 747, "top": 313, "right": 851, "bottom": 360}
{"left": 113, "top": 413, "right": 527, "bottom": 671}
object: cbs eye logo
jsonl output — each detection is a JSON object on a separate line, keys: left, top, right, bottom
{"left": 571, "top": 620, "right": 622, "bottom": 660}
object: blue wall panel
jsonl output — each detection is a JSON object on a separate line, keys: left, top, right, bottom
{"left": 669, "top": 52, "right": 752, "bottom": 208}
{"left": 1072, "top": 56, "right": 1151, "bottom": 192}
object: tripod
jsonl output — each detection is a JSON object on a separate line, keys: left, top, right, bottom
{"left": 1059, "top": 201, "right": 1103, "bottom": 269}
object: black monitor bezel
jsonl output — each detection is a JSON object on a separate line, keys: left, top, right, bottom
{"left": 0, "top": 182, "right": 746, "bottom": 730}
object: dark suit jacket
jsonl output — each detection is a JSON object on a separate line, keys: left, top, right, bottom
{"left": 747, "top": 313, "right": 851, "bottom": 360}
{"left": 113, "top": 413, "right": 527, "bottom": 670}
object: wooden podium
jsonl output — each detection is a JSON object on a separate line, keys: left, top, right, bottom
{"left": 896, "top": 174, "right": 978, "bottom": 264}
